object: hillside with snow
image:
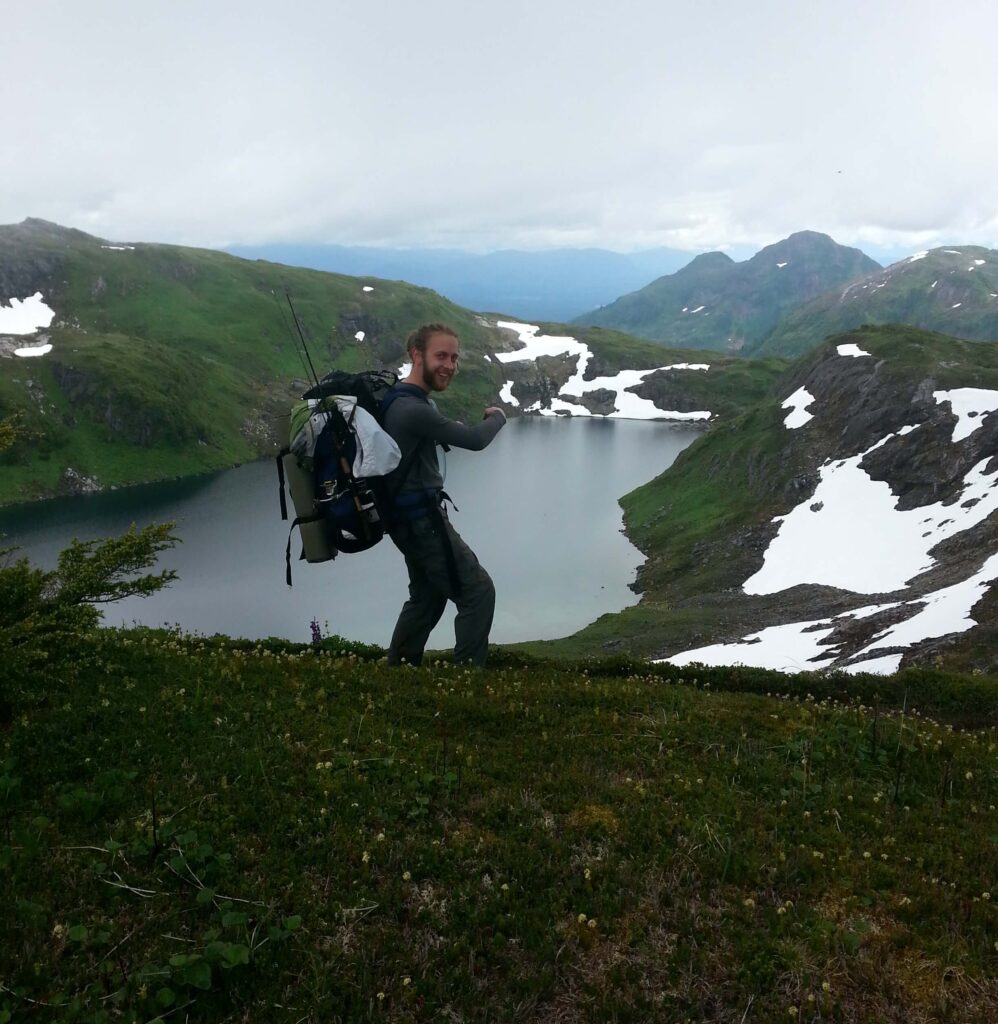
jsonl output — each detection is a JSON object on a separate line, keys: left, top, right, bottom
{"left": 541, "top": 325, "right": 998, "bottom": 677}
{"left": 753, "top": 245, "right": 998, "bottom": 358}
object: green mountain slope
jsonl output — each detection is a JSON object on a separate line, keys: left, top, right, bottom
{"left": 750, "top": 246, "right": 998, "bottom": 357}
{"left": 0, "top": 220, "right": 516, "bottom": 503}
{"left": 0, "top": 220, "right": 786, "bottom": 506}
{"left": 573, "top": 231, "right": 879, "bottom": 353}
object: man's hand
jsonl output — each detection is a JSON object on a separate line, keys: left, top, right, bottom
{"left": 483, "top": 406, "right": 506, "bottom": 421}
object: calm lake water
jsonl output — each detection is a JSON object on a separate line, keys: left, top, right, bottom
{"left": 0, "top": 418, "right": 701, "bottom": 646}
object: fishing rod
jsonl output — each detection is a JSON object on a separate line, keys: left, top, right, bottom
{"left": 271, "top": 287, "right": 316, "bottom": 391}
{"left": 284, "top": 290, "right": 322, "bottom": 392}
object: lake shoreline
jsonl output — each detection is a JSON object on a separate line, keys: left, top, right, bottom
{"left": 1, "top": 419, "right": 703, "bottom": 646}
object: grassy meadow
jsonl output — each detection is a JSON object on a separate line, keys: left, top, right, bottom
{"left": 2, "top": 629, "right": 997, "bottom": 1023}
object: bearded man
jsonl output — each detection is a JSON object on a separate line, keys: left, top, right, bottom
{"left": 381, "top": 323, "right": 506, "bottom": 667}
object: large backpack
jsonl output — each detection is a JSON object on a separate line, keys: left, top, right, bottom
{"left": 276, "top": 369, "right": 427, "bottom": 585}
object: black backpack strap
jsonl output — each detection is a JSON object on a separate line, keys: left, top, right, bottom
{"left": 285, "top": 512, "right": 327, "bottom": 587}
{"left": 380, "top": 385, "right": 450, "bottom": 509}
{"left": 276, "top": 446, "right": 290, "bottom": 521}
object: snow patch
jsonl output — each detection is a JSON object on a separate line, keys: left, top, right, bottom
{"left": 952, "top": 303, "right": 962, "bottom": 309}
{"left": 906, "top": 251, "right": 929, "bottom": 263}
{"left": 973, "top": 259, "right": 986, "bottom": 266}
{"left": 494, "top": 321, "right": 711, "bottom": 422}
{"left": 14, "top": 342, "right": 53, "bottom": 358}
{"left": 933, "top": 388, "right": 998, "bottom": 442}
{"left": 944, "top": 249, "right": 963, "bottom": 255}
{"left": 354, "top": 331, "right": 366, "bottom": 341}
{"left": 776, "top": 262, "right": 788, "bottom": 268}
{"left": 743, "top": 433, "right": 998, "bottom": 595}
{"left": 663, "top": 618, "right": 838, "bottom": 673}
{"left": 782, "top": 386, "right": 815, "bottom": 429}
{"left": 857, "top": 553, "right": 998, "bottom": 657}
{"left": 839, "top": 655, "right": 903, "bottom": 676}
{"left": 101, "top": 244, "right": 134, "bottom": 251}
{"left": 362, "top": 286, "right": 374, "bottom": 292}
{"left": 837, "top": 343, "right": 870, "bottom": 358}
{"left": 690, "top": 305, "right": 706, "bottom": 314}
{"left": 666, "top": 548, "right": 998, "bottom": 676}
{"left": 0, "top": 292, "right": 55, "bottom": 335}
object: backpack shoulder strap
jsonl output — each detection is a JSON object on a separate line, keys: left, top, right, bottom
{"left": 379, "top": 383, "right": 438, "bottom": 501}
{"left": 379, "top": 382, "right": 429, "bottom": 422}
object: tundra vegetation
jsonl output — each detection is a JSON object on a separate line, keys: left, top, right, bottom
{"left": 1, "top": 529, "right": 997, "bottom": 1022}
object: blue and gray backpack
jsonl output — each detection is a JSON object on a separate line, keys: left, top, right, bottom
{"left": 276, "top": 369, "right": 430, "bottom": 584}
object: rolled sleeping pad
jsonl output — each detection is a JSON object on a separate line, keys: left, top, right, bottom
{"left": 282, "top": 452, "right": 333, "bottom": 563}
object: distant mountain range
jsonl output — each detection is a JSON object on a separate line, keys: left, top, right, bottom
{"left": 573, "top": 231, "right": 881, "bottom": 352}
{"left": 224, "top": 242, "right": 696, "bottom": 321}
{"left": 751, "top": 245, "right": 998, "bottom": 357}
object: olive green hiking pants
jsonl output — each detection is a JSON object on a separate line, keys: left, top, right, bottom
{"left": 387, "top": 512, "right": 495, "bottom": 667}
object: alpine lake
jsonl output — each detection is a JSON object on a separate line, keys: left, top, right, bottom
{"left": 0, "top": 418, "right": 702, "bottom": 648}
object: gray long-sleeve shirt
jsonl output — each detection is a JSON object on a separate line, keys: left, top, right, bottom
{"left": 383, "top": 394, "right": 505, "bottom": 494}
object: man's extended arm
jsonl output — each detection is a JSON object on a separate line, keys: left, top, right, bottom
{"left": 391, "top": 401, "right": 506, "bottom": 451}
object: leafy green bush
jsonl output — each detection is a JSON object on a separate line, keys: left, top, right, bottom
{"left": 0, "top": 523, "right": 178, "bottom": 719}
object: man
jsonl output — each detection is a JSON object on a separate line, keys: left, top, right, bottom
{"left": 382, "top": 323, "right": 506, "bottom": 667}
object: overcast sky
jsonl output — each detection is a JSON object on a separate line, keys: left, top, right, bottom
{"left": 4, "top": 0, "right": 997, "bottom": 257}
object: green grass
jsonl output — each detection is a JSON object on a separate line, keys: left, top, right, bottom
{"left": 3, "top": 631, "right": 997, "bottom": 1022}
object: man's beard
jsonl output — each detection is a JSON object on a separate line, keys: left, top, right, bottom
{"left": 422, "top": 366, "right": 451, "bottom": 391}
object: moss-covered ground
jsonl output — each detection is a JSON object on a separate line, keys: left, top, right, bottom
{"left": 3, "top": 632, "right": 996, "bottom": 1022}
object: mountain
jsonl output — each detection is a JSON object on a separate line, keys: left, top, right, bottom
{"left": 0, "top": 220, "right": 762, "bottom": 505}
{"left": 529, "top": 325, "right": 998, "bottom": 676}
{"left": 749, "top": 245, "right": 998, "bottom": 357}
{"left": 573, "top": 231, "right": 881, "bottom": 353}
{"left": 224, "top": 242, "right": 695, "bottom": 321}
{"left": 0, "top": 219, "right": 508, "bottom": 503}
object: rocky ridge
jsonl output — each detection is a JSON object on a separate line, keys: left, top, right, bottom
{"left": 627, "top": 326, "right": 998, "bottom": 674}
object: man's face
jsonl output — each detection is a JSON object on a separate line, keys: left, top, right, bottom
{"left": 417, "top": 332, "right": 460, "bottom": 392}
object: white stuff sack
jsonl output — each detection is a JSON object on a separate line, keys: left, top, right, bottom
{"left": 290, "top": 396, "right": 401, "bottom": 478}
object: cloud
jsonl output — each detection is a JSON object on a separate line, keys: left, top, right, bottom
{"left": 3, "top": 0, "right": 998, "bottom": 253}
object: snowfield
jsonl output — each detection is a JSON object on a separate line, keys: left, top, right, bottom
{"left": 495, "top": 321, "right": 711, "bottom": 421}
{"left": 782, "top": 386, "right": 815, "bottom": 429}
{"left": 0, "top": 292, "right": 55, "bottom": 335}
{"left": 665, "top": 358, "right": 998, "bottom": 674}
{"left": 933, "top": 388, "right": 998, "bottom": 442}
{"left": 743, "top": 438, "right": 998, "bottom": 595}
{"left": 664, "top": 550, "right": 998, "bottom": 676}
